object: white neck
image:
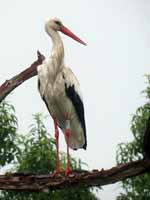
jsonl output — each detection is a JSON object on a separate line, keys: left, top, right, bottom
{"left": 48, "top": 28, "right": 64, "bottom": 68}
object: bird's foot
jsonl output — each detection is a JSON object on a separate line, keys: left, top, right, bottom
{"left": 65, "top": 166, "right": 72, "bottom": 175}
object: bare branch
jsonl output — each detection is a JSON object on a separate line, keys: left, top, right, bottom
{"left": 0, "top": 51, "right": 45, "bottom": 102}
{"left": 0, "top": 159, "right": 149, "bottom": 191}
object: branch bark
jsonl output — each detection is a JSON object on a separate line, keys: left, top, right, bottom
{"left": 0, "top": 51, "right": 45, "bottom": 102}
{"left": 0, "top": 159, "right": 150, "bottom": 191}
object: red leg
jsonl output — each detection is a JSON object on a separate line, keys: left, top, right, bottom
{"left": 53, "top": 117, "right": 60, "bottom": 174}
{"left": 65, "top": 128, "right": 72, "bottom": 175}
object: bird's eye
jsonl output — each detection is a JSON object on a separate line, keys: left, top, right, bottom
{"left": 55, "top": 21, "right": 62, "bottom": 26}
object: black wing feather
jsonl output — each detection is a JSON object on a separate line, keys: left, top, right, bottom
{"left": 65, "top": 83, "right": 87, "bottom": 150}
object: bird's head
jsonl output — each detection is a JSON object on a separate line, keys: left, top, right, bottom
{"left": 45, "top": 18, "right": 87, "bottom": 46}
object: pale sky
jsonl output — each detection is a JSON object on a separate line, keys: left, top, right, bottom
{"left": 0, "top": 0, "right": 149, "bottom": 199}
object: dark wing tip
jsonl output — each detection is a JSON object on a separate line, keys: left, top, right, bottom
{"left": 73, "top": 144, "right": 87, "bottom": 151}
{"left": 83, "top": 143, "right": 87, "bottom": 150}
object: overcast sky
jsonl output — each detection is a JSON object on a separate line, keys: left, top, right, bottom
{"left": 0, "top": 0, "right": 149, "bottom": 199}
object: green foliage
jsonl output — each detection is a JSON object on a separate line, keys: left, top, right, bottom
{"left": 17, "top": 113, "right": 56, "bottom": 174}
{"left": 116, "top": 76, "right": 150, "bottom": 199}
{"left": 0, "top": 106, "right": 98, "bottom": 200}
{"left": 142, "top": 75, "right": 150, "bottom": 100}
{"left": 0, "top": 101, "right": 20, "bottom": 167}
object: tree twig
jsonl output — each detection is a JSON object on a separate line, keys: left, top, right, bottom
{"left": 0, "top": 159, "right": 150, "bottom": 191}
{"left": 0, "top": 51, "right": 45, "bottom": 102}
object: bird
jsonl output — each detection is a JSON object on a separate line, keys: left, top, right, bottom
{"left": 37, "top": 18, "right": 87, "bottom": 174}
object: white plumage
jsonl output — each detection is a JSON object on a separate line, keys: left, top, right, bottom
{"left": 38, "top": 64, "right": 86, "bottom": 149}
{"left": 37, "top": 18, "right": 87, "bottom": 173}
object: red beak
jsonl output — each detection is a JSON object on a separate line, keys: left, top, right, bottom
{"left": 59, "top": 25, "right": 87, "bottom": 46}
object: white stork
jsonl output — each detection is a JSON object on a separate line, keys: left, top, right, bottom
{"left": 37, "top": 18, "right": 87, "bottom": 174}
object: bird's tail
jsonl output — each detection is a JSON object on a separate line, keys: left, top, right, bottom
{"left": 63, "top": 129, "right": 86, "bottom": 150}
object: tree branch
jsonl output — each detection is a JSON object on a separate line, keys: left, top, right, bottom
{"left": 0, "top": 159, "right": 150, "bottom": 191}
{"left": 0, "top": 51, "right": 45, "bottom": 102}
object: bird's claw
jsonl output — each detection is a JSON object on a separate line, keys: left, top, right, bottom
{"left": 65, "top": 166, "right": 72, "bottom": 175}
